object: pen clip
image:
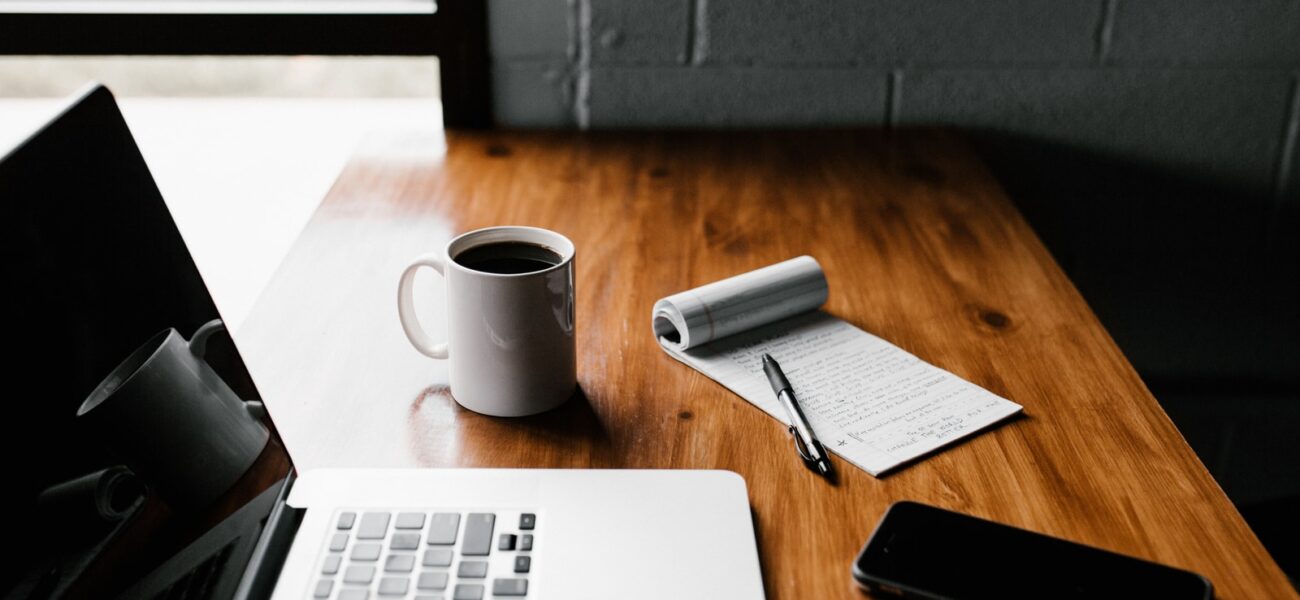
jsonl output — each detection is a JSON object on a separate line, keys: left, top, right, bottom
{"left": 789, "top": 425, "right": 815, "bottom": 463}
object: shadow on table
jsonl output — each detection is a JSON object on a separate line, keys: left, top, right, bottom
{"left": 956, "top": 130, "right": 1299, "bottom": 582}
{"left": 411, "top": 384, "right": 612, "bottom": 468}
{"left": 502, "top": 385, "right": 612, "bottom": 451}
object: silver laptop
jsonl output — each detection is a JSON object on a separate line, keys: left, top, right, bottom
{"left": 0, "top": 84, "right": 764, "bottom": 600}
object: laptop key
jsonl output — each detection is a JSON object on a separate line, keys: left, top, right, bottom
{"left": 493, "top": 578, "right": 529, "bottom": 597}
{"left": 337, "top": 512, "right": 357, "bottom": 530}
{"left": 344, "top": 565, "right": 376, "bottom": 584}
{"left": 385, "top": 554, "right": 416, "bottom": 572}
{"left": 351, "top": 542, "right": 382, "bottom": 561}
{"left": 329, "top": 533, "right": 348, "bottom": 552}
{"left": 313, "top": 579, "right": 333, "bottom": 598}
{"left": 378, "top": 577, "right": 410, "bottom": 596}
{"left": 462, "top": 513, "right": 495, "bottom": 556}
{"left": 423, "top": 547, "right": 454, "bottom": 567}
{"left": 498, "top": 533, "right": 517, "bottom": 551}
{"left": 453, "top": 583, "right": 484, "bottom": 600}
{"left": 415, "top": 597, "right": 445, "bottom": 600}
{"left": 513, "top": 555, "right": 531, "bottom": 573}
{"left": 357, "top": 512, "right": 391, "bottom": 539}
{"left": 322, "top": 555, "right": 342, "bottom": 574}
{"left": 427, "top": 513, "right": 461, "bottom": 545}
{"left": 396, "top": 512, "right": 427, "bottom": 529}
{"left": 338, "top": 590, "right": 368, "bottom": 600}
{"left": 519, "top": 534, "right": 533, "bottom": 551}
{"left": 519, "top": 513, "right": 536, "bottom": 530}
{"left": 417, "top": 571, "right": 450, "bottom": 590}
{"left": 457, "top": 560, "right": 488, "bottom": 578}
{"left": 390, "top": 532, "right": 421, "bottom": 550}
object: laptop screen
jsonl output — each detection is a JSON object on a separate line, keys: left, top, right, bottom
{"left": 0, "top": 85, "right": 293, "bottom": 599}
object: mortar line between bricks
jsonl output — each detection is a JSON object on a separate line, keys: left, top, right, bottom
{"left": 683, "top": 0, "right": 698, "bottom": 65}
{"left": 1269, "top": 74, "right": 1300, "bottom": 241}
{"left": 1095, "top": 0, "right": 1118, "bottom": 64}
{"left": 690, "top": 0, "right": 708, "bottom": 66}
{"left": 582, "top": 62, "right": 1300, "bottom": 71}
{"left": 885, "top": 70, "right": 902, "bottom": 128}
{"left": 574, "top": 0, "right": 592, "bottom": 129}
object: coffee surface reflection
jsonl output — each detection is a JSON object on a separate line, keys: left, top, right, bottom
{"left": 454, "top": 241, "right": 563, "bottom": 275}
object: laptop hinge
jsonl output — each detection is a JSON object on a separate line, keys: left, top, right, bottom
{"left": 232, "top": 471, "right": 304, "bottom": 600}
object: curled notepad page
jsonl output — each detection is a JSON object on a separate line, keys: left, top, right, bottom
{"left": 652, "top": 256, "right": 829, "bottom": 351}
{"left": 652, "top": 256, "right": 1023, "bottom": 477}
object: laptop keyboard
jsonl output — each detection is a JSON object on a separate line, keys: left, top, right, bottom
{"left": 313, "top": 509, "right": 537, "bottom": 599}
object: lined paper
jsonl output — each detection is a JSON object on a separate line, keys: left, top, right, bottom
{"left": 654, "top": 259, "right": 1022, "bottom": 476}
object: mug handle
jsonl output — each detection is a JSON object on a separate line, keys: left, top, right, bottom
{"left": 397, "top": 252, "right": 450, "bottom": 359}
{"left": 188, "top": 319, "right": 225, "bottom": 359}
{"left": 189, "top": 319, "right": 268, "bottom": 420}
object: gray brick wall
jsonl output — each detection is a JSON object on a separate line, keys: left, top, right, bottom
{"left": 487, "top": 0, "right": 1300, "bottom": 197}
{"left": 487, "top": 0, "right": 575, "bottom": 127}
{"left": 587, "top": 67, "right": 887, "bottom": 127}
{"left": 483, "top": 0, "right": 1300, "bottom": 525}
{"left": 1108, "top": 0, "right": 1300, "bottom": 64}
{"left": 895, "top": 68, "right": 1294, "bottom": 196}
{"left": 698, "top": 0, "right": 1101, "bottom": 65}
{"left": 589, "top": 0, "right": 692, "bottom": 65}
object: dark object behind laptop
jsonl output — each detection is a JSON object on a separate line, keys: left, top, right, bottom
{"left": 852, "top": 501, "right": 1213, "bottom": 599}
{"left": 0, "top": 85, "right": 293, "bottom": 599}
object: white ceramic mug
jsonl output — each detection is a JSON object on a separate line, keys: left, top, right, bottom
{"left": 397, "top": 226, "right": 577, "bottom": 417}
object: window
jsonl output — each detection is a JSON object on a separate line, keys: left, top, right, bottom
{"left": 0, "top": 0, "right": 489, "bottom": 127}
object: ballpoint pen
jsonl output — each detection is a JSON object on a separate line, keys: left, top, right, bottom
{"left": 762, "top": 353, "right": 834, "bottom": 479}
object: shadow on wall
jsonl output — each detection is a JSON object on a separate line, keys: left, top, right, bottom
{"left": 970, "top": 132, "right": 1297, "bottom": 388}
{"left": 969, "top": 132, "right": 1300, "bottom": 576}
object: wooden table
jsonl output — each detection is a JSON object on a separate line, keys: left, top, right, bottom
{"left": 239, "top": 130, "right": 1295, "bottom": 599}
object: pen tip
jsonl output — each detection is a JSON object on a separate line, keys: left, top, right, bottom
{"left": 762, "top": 353, "right": 773, "bottom": 363}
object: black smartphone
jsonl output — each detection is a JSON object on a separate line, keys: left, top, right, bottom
{"left": 852, "top": 501, "right": 1213, "bottom": 599}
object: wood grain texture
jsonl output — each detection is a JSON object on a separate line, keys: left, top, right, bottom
{"left": 239, "top": 130, "right": 1295, "bottom": 599}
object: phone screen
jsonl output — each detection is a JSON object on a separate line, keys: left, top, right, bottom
{"left": 853, "top": 502, "right": 1212, "bottom": 599}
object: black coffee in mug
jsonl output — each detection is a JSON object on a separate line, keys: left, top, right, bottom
{"left": 455, "top": 241, "right": 563, "bottom": 274}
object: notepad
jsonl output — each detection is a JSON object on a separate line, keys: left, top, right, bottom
{"left": 652, "top": 256, "right": 1023, "bottom": 476}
